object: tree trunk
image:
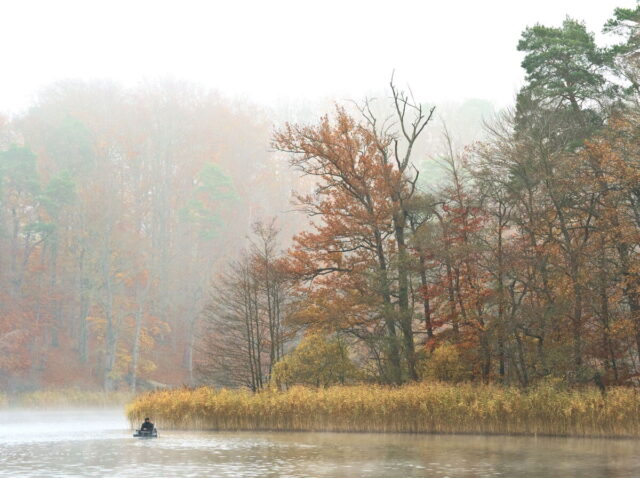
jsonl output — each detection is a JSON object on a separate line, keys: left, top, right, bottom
{"left": 130, "top": 303, "right": 143, "bottom": 394}
{"left": 393, "top": 215, "right": 417, "bottom": 381}
{"left": 374, "top": 230, "right": 402, "bottom": 384}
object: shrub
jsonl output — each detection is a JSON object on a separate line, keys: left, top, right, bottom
{"left": 271, "top": 333, "right": 360, "bottom": 389}
{"left": 419, "top": 343, "right": 470, "bottom": 383}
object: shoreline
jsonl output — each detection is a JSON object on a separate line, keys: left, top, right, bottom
{"left": 135, "top": 427, "right": 640, "bottom": 441}
{"left": 126, "top": 383, "right": 640, "bottom": 439}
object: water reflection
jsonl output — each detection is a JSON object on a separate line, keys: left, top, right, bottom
{"left": 0, "top": 409, "right": 639, "bottom": 477}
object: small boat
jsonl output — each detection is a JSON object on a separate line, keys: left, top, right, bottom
{"left": 133, "top": 428, "right": 158, "bottom": 438}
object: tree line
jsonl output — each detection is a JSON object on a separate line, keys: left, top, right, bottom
{"left": 200, "top": 5, "right": 640, "bottom": 388}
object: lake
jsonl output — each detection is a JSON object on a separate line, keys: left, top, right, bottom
{"left": 1, "top": 408, "right": 639, "bottom": 477}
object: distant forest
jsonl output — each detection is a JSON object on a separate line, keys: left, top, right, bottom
{"left": 0, "top": 80, "right": 302, "bottom": 391}
{"left": 1, "top": 4, "right": 639, "bottom": 392}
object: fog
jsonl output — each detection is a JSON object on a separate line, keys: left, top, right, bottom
{"left": 0, "top": 0, "right": 635, "bottom": 395}
{"left": 2, "top": 408, "right": 640, "bottom": 477}
{"left": 1, "top": 0, "right": 631, "bottom": 113}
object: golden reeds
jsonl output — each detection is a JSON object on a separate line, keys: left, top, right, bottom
{"left": 125, "top": 382, "right": 640, "bottom": 437}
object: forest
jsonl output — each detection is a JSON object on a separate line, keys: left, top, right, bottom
{"left": 0, "top": 81, "right": 299, "bottom": 392}
{"left": 2, "top": 4, "right": 640, "bottom": 395}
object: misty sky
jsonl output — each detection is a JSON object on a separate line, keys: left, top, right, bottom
{"left": 2, "top": 0, "right": 636, "bottom": 113}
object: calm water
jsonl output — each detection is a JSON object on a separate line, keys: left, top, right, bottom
{"left": 1, "top": 409, "right": 640, "bottom": 477}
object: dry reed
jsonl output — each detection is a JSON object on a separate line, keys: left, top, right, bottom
{"left": 125, "top": 382, "right": 640, "bottom": 437}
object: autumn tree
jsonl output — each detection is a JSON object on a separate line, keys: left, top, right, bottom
{"left": 274, "top": 80, "right": 433, "bottom": 383}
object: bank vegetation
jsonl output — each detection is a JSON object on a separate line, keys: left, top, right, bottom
{"left": 126, "top": 382, "right": 640, "bottom": 438}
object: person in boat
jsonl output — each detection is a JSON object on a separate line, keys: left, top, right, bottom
{"left": 140, "top": 417, "right": 155, "bottom": 433}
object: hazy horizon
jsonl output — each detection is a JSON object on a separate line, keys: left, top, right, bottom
{"left": 2, "top": 0, "right": 634, "bottom": 115}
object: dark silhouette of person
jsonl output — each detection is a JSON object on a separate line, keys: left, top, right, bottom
{"left": 140, "top": 417, "right": 154, "bottom": 432}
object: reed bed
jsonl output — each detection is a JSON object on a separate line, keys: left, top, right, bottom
{"left": 13, "top": 388, "right": 133, "bottom": 408}
{"left": 126, "top": 382, "right": 640, "bottom": 438}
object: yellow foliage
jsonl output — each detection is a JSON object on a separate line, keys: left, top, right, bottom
{"left": 271, "top": 333, "right": 359, "bottom": 389}
{"left": 419, "top": 343, "right": 470, "bottom": 383}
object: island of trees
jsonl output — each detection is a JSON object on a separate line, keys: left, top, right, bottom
{"left": 4, "top": 4, "right": 640, "bottom": 436}
{"left": 196, "top": 5, "right": 640, "bottom": 393}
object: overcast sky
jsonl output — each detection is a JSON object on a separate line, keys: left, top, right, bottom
{"left": 1, "top": 0, "right": 636, "bottom": 113}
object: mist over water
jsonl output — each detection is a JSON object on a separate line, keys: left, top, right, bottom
{"left": 0, "top": 408, "right": 127, "bottom": 445}
{"left": 0, "top": 409, "right": 639, "bottom": 477}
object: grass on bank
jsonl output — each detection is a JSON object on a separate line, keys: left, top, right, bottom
{"left": 4, "top": 388, "right": 133, "bottom": 408}
{"left": 126, "top": 382, "right": 640, "bottom": 438}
